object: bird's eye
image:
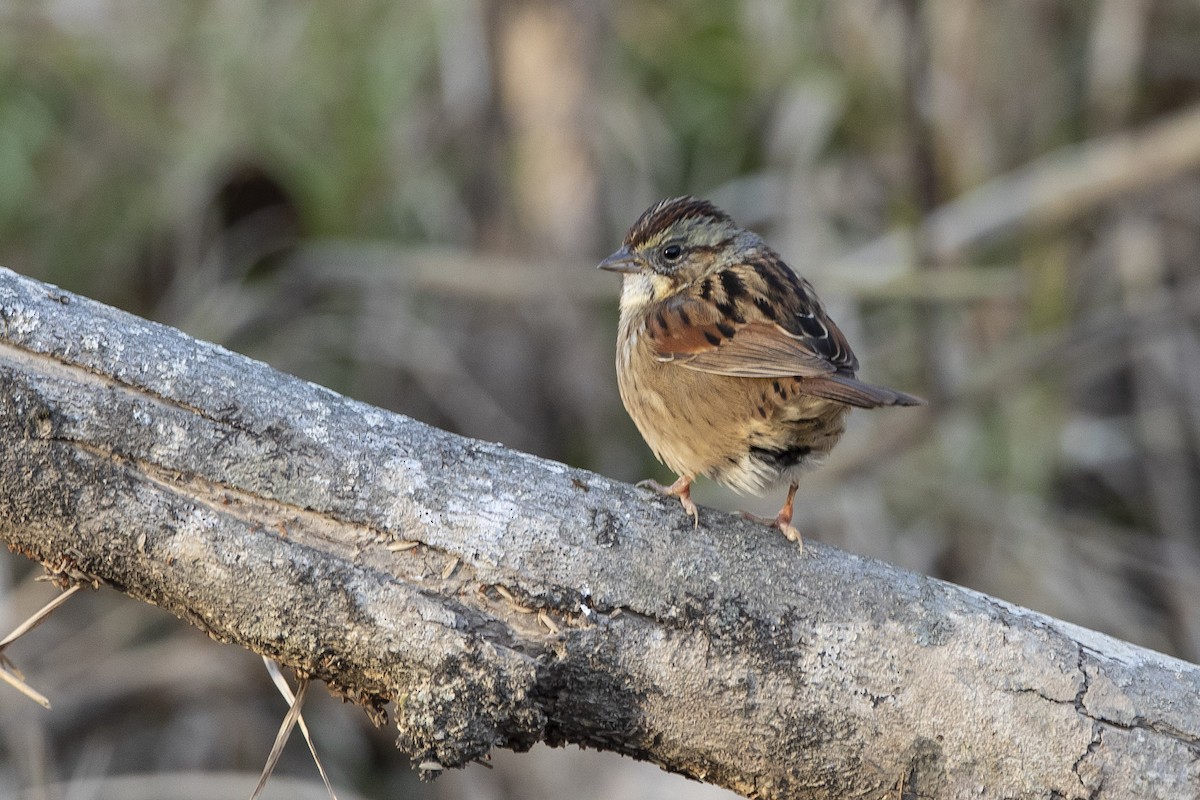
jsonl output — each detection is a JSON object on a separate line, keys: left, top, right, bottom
{"left": 661, "top": 243, "right": 684, "bottom": 262}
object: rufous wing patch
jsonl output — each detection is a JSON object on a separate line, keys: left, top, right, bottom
{"left": 645, "top": 293, "right": 836, "bottom": 378}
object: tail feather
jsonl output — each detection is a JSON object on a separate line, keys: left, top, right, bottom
{"left": 802, "top": 375, "right": 925, "bottom": 409}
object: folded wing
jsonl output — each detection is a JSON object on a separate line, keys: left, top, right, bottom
{"left": 644, "top": 263, "right": 922, "bottom": 409}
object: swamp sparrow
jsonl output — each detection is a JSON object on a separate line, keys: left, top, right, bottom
{"left": 600, "top": 196, "right": 922, "bottom": 547}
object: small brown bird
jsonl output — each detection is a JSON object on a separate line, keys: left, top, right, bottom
{"left": 599, "top": 196, "right": 922, "bottom": 547}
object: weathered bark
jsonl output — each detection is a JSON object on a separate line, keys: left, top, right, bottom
{"left": 0, "top": 266, "right": 1196, "bottom": 799}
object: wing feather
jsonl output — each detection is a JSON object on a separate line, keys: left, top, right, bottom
{"left": 658, "top": 321, "right": 836, "bottom": 378}
{"left": 643, "top": 260, "right": 855, "bottom": 379}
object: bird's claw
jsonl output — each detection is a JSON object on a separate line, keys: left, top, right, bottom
{"left": 740, "top": 509, "right": 805, "bottom": 552}
{"left": 637, "top": 477, "right": 699, "bottom": 528}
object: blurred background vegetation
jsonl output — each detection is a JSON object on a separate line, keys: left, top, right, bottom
{"left": 3, "top": 1, "right": 1200, "bottom": 798}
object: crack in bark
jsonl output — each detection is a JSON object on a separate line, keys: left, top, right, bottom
{"left": 1074, "top": 645, "right": 1200, "bottom": 753}
{"left": 1072, "top": 724, "right": 1104, "bottom": 800}
{"left": 0, "top": 338, "right": 226, "bottom": 429}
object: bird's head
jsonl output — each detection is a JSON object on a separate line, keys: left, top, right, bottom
{"left": 598, "top": 196, "right": 751, "bottom": 311}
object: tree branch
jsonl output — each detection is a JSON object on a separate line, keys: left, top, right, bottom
{"left": 0, "top": 267, "right": 1197, "bottom": 799}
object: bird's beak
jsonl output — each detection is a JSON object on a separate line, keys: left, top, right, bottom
{"left": 597, "top": 246, "right": 641, "bottom": 274}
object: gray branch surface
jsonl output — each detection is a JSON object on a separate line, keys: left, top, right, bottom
{"left": 0, "top": 267, "right": 1197, "bottom": 799}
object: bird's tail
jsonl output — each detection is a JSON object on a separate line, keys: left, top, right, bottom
{"left": 802, "top": 375, "right": 925, "bottom": 409}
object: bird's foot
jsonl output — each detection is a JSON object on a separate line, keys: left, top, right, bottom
{"left": 741, "top": 510, "right": 804, "bottom": 550}
{"left": 740, "top": 482, "right": 803, "bottom": 551}
{"left": 637, "top": 476, "right": 699, "bottom": 528}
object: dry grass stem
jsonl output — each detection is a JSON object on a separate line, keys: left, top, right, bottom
{"left": 0, "top": 584, "right": 81, "bottom": 651}
{"left": 0, "top": 657, "right": 51, "bottom": 709}
{"left": 251, "top": 669, "right": 314, "bottom": 800}
{"left": 262, "top": 658, "right": 339, "bottom": 800}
